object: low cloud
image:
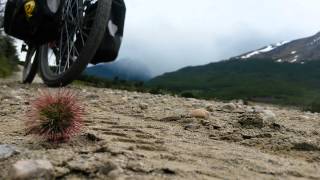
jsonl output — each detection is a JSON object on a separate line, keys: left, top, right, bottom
{"left": 117, "top": 0, "right": 320, "bottom": 76}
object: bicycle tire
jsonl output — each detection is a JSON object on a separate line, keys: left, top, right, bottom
{"left": 22, "top": 46, "right": 38, "bottom": 84}
{"left": 39, "top": 0, "right": 112, "bottom": 87}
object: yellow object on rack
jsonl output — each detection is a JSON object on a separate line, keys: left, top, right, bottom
{"left": 24, "top": 0, "right": 36, "bottom": 18}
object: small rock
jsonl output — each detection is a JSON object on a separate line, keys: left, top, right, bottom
{"left": 220, "top": 133, "right": 243, "bottom": 142}
{"left": 184, "top": 123, "right": 201, "bottom": 130}
{"left": 86, "top": 132, "right": 104, "bottom": 141}
{"left": 0, "top": 144, "right": 18, "bottom": 160}
{"left": 261, "top": 110, "right": 277, "bottom": 123}
{"left": 127, "top": 161, "right": 149, "bottom": 173}
{"left": 245, "top": 107, "right": 254, "bottom": 113}
{"left": 206, "top": 104, "right": 215, "bottom": 112}
{"left": 299, "top": 115, "right": 310, "bottom": 120}
{"left": 181, "top": 118, "right": 196, "bottom": 124}
{"left": 9, "top": 160, "right": 54, "bottom": 180}
{"left": 222, "top": 103, "right": 237, "bottom": 112}
{"left": 253, "top": 106, "right": 264, "bottom": 113}
{"left": 161, "top": 98, "right": 168, "bottom": 103}
{"left": 121, "top": 96, "right": 128, "bottom": 103}
{"left": 54, "top": 167, "right": 70, "bottom": 177}
{"left": 270, "top": 122, "right": 281, "bottom": 130}
{"left": 67, "top": 158, "right": 94, "bottom": 173}
{"left": 99, "top": 161, "right": 119, "bottom": 175}
{"left": 239, "top": 110, "right": 277, "bottom": 128}
{"left": 108, "top": 168, "right": 124, "bottom": 179}
{"left": 256, "top": 133, "right": 273, "bottom": 138}
{"left": 236, "top": 99, "right": 244, "bottom": 105}
{"left": 82, "top": 89, "right": 88, "bottom": 93}
{"left": 292, "top": 142, "right": 320, "bottom": 151}
{"left": 190, "top": 109, "right": 210, "bottom": 119}
{"left": 238, "top": 112, "right": 264, "bottom": 128}
{"left": 127, "top": 146, "right": 136, "bottom": 151}
{"left": 139, "top": 103, "right": 148, "bottom": 110}
{"left": 86, "top": 94, "right": 99, "bottom": 99}
{"left": 200, "top": 120, "right": 211, "bottom": 126}
{"left": 160, "top": 116, "right": 181, "bottom": 122}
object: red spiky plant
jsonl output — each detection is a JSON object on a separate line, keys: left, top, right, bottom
{"left": 26, "top": 89, "right": 84, "bottom": 142}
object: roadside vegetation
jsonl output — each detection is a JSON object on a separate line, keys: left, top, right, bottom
{"left": 0, "top": 33, "right": 19, "bottom": 78}
{"left": 77, "top": 59, "right": 320, "bottom": 112}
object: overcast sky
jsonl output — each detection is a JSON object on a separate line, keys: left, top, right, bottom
{"left": 115, "top": 0, "right": 320, "bottom": 76}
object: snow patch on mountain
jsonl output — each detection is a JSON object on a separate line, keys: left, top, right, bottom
{"left": 240, "top": 41, "right": 289, "bottom": 59}
{"left": 308, "top": 36, "right": 320, "bottom": 46}
{"left": 290, "top": 55, "right": 299, "bottom": 63}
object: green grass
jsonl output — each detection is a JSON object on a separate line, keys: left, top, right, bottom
{"left": 0, "top": 34, "right": 19, "bottom": 78}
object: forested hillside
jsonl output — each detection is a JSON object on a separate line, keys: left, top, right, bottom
{"left": 148, "top": 59, "right": 320, "bottom": 106}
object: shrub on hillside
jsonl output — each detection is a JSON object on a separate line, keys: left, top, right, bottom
{"left": 304, "top": 100, "right": 320, "bottom": 113}
{"left": 0, "top": 34, "right": 19, "bottom": 77}
{"left": 180, "top": 91, "right": 196, "bottom": 98}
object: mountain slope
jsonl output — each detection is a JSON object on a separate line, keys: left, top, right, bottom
{"left": 84, "top": 58, "right": 152, "bottom": 82}
{"left": 236, "top": 32, "right": 320, "bottom": 63}
{"left": 148, "top": 32, "right": 320, "bottom": 106}
{"left": 148, "top": 58, "right": 320, "bottom": 106}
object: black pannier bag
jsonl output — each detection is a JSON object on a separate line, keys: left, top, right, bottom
{"left": 90, "top": 0, "right": 126, "bottom": 64}
{"left": 4, "top": 0, "right": 60, "bottom": 45}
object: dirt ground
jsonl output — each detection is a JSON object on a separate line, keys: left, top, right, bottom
{"left": 0, "top": 77, "right": 320, "bottom": 179}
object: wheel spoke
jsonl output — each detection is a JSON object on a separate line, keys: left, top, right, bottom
{"left": 48, "top": 0, "right": 93, "bottom": 75}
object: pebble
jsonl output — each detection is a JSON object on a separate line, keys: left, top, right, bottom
{"left": 253, "top": 106, "right": 264, "bottom": 113}
{"left": 184, "top": 123, "right": 201, "bottom": 130}
{"left": 0, "top": 144, "right": 17, "bottom": 160}
{"left": 121, "top": 96, "right": 128, "bottom": 103}
{"left": 299, "top": 115, "right": 311, "bottom": 120}
{"left": 9, "top": 160, "right": 54, "bottom": 179}
{"left": 239, "top": 113, "right": 265, "bottom": 128}
{"left": 261, "top": 110, "right": 277, "bottom": 123}
{"left": 239, "top": 110, "right": 277, "bottom": 128}
{"left": 108, "top": 168, "right": 124, "bottom": 179}
{"left": 245, "top": 107, "right": 254, "bottom": 113}
{"left": 139, "top": 103, "right": 148, "bottom": 110}
{"left": 206, "top": 104, "right": 215, "bottom": 112}
{"left": 190, "top": 109, "right": 210, "bottom": 119}
{"left": 99, "top": 160, "right": 119, "bottom": 175}
{"left": 86, "top": 94, "right": 99, "bottom": 99}
{"left": 222, "top": 103, "right": 237, "bottom": 112}
{"left": 54, "top": 167, "right": 70, "bottom": 177}
{"left": 67, "top": 158, "right": 95, "bottom": 173}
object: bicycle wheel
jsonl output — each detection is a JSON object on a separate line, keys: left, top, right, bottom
{"left": 39, "top": 0, "right": 111, "bottom": 87}
{"left": 22, "top": 46, "right": 38, "bottom": 84}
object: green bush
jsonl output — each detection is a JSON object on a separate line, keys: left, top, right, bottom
{"left": 76, "top": 74, "right": 150, "bottom": 93}
{"left": 149, "top": 87, "right": 163, "bottom": 95}
{"left": 0, "top": 34, "right": 19, "bottom": 78}
{"left": 180, "top": 91, "right": 196, "bottom": 98}
{"left": 304, "top": 100, "right": 320, "bottom": 113}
